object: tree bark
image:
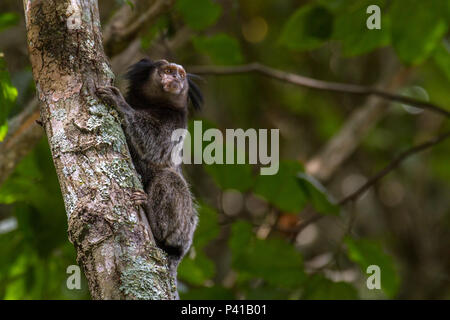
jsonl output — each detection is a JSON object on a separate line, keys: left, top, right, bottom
{"left": 23, "top": 0, "right": 176, "bottom": 299}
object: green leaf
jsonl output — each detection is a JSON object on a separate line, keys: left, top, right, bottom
{"left": 204, "top": 163, "right": 254, "bottom": 192}
{"left": 302, "top": 274, "right": 358, "bottom": 299}
{"left": 202, "top": 125, "right": 254, "bottom": 192}
{"left": 0, "top": 149, "right": 41, "bottom": 204}
{"left": 332, "top": 0, "right": 390, "bottom": 56}
{"left": 178, "top": 204, "right": 219, "bottom": 285}
{"left": 229, "top": 220, "right": 253, "bottom": 251}
{"left": 296, "top": 173, "right": 340, "bottom": 215}
{"left": 390, "top": 0, "right": 448, "bottom": 65}
{"left": 193, "top": 34, "right": 243, "bottom": 65}
{"left": 433, "top": 40, "right": 450, "bottom": 81}
{"left": 176, "top": 0, "right": 221, "bottom": 31}
{"left": 0, "top": 13, "right": 19, "bottom": 33}
{"left": 0, "top": 122, "right": 7, "bottom": 141}
{"left": 345, "top": 237, "right": 400, "bottom": 298}
{"left": 253, "top": 160, "right": 307, "bottom": 213}
{"left": 178, "top": 251, "right": 215, "bottom": 286}
{"left": 193, "top": 204, "right": 220, "bottom": 249}
{"left": 0, "top": 55, "right": 18, "bottom": 128}
{"left": 188, "top": 119, "right": 254, "bottom": 192}
{"left": 279, "top": 4, "right": 333, "bottom": 51}
{"left": 229, "top": 221, "right": 306, "bottom": 288}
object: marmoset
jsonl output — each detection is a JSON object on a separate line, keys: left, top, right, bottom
{"left": 96, "top": 58, "right": 202, "bottom": 279}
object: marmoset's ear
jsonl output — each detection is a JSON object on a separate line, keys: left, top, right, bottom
{"left": 187, "top": 74, "right": 203, "bottom": 111}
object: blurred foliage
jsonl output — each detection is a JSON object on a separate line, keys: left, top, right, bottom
{"left": 1, "top": 0, "right": 449, "bottom": 300}
{"left": 0, "top": 12, "right": 19, "bottom": 32}
{"left": 0, "top": 54, "right": 17, "bottom": 140}
{"left": 0, "top": 140, "right": 89, "bottom": 299}
{"left": 331, "top": 0, "right": 390, "bottom": 56}
{"left": 345, "top": 237, "right": 400, "bottom": 298}
{"left": 279, "top": 3, "right": 334, "bottom": 51}
{"left": 193, "top": 34, "right": 243, "bottom": 65}
{"left": 229, "top": 221, "right": 305, "bottom": 289}
{"left": 176, "top": 0, "right": 222, "bottom": 31}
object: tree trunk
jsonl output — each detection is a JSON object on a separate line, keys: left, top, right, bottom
{"left": 22, "top": 0, "right": 176, "bottom": 300}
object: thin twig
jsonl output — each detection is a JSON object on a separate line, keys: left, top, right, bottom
{"left": 338, "top": 131, "right": 450, "bottom": 205}
{"left": 306, "top": 65, "right": 410, "bottom": 182}
{"left": 294, "top": 131, "right": 450, "bottom": 232}
{"left": 103, "top": 0, "right": 174, "bottom": 56}
{"left": 189, "top": 63, "right": 450, "bottom": 118}
{"left": 120, "top": 0, "right": 174, "bottom": 42}
{"left": 0, "top": 98, "right": 42, "bottom": 186}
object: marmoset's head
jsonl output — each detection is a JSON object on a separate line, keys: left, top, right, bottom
{"left": 125, "top": 58, "right": 203, "bottom": 111}
{"left": 157, "top": 60, "right": 187, "bottom": 95}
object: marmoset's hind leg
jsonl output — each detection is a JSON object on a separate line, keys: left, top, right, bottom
{"left": 144, "top": 167, "right": 198, "bottom": 276}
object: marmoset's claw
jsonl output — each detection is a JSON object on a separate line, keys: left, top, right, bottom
{"left": 131, "top": 190, "right": 148, "bottom": 206}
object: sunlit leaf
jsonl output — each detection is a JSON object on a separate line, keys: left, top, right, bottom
{"left": 0, "top": 122, "right": 7, "bottom": 141}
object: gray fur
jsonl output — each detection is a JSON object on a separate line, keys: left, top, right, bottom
{"left": 96, "top": 59, "right": 199, "bottom": 284}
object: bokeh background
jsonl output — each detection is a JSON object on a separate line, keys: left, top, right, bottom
{"left": 0, "top": 0, "right": 449, "bottom": 299}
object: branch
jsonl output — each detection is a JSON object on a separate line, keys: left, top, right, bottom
{"left": 338, "top": 131, "right": 450, "bottom": 205}
{"left": 189, "top": 63, "right": 450, "bottom": 118}
{"left": 295, "top": 131, "right": 450, "bottom": 233}
{"left": 23, "top": 0, "right": 176, "bottom": 299}
{"left": 306, "top": 65, "right": 411, "bottom": 181}
{"left": 103, "top": 0, "right": 175, "bottom": 56}
{"left": 0, "top": 98, "right": 42, "bottom": 186}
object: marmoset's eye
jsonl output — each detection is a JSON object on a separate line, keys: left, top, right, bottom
{"left": 165, "top": 69, "right": 171, "bottom": 74}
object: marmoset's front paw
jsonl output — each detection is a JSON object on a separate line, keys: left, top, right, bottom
{"left": 130, "top": 189, "right": 148, "bottom": 207}
{"left": 96, "top": 86, "right": 126, "bottom": 109}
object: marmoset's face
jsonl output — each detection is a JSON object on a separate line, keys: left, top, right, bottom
{"left": 157, "top": 60, "right": 187, "bottom": 95}
{"left": 140, "top": 59, "right": 190, "bottom": 110}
